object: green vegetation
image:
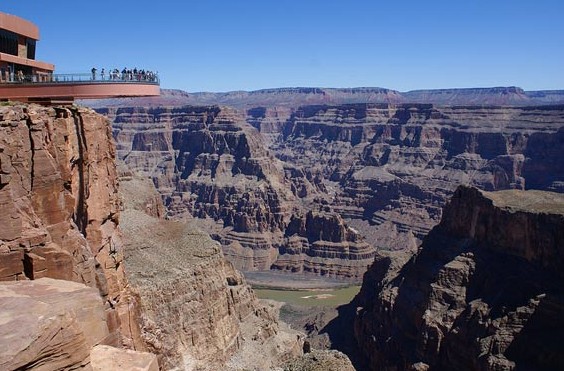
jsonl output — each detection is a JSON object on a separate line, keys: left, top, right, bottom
{"left": 254, "top": 285, "right": 361, "bottom": 307}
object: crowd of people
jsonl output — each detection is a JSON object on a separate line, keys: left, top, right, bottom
{"left": 91, "top": 67, "right": 158, "bottom": 82}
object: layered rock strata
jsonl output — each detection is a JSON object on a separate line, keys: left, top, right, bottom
{"left": 0, "top": 105, "right": 146, "bottom": 363}
{"left": 271, "top": 210, "right": 373, "bottom": 279}
{"left": 0, "top": 278, "right": 110, "bottom": 370}
{"left": 119, "top": 174, "right": 303, "bottom": 370}
{"left": 100, "top": 103, "right": 564, "bottom": 282}
{"left": 106, "top": 105, "right": 376, "bottom": 281}
{"left": 0, "top": 278, "right": 157, "bottom": 371}
{"left": 0, "top": 104, "right": 311, "bottom": 370}
{"left": 276, "top": 104, "right": 564, "bottom": 250}
{"left": 353, "top": 186, "right": 564, "bottom": 370}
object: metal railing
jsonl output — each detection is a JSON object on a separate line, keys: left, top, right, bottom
{"left": 1, "top": 72, "right": 160, "bottom": 85}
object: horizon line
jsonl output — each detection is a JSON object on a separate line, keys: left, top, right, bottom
{"left": 160, "top": 85, "right": 564, "bottom": 94}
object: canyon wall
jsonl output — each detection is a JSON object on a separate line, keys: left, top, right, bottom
{"left": 0, "top": 104, "right": 138, "bottom": 343}
{"left": 0, "top": 104, "right": 154, "bottom": 369}
{"left": 0, "top": 104, "right": 301, "bottom": 370}
{"left": 99, "top": 103, "right": 564, "bottom": 283}
{"left": 353, "top": 186, "right": 564, "bottom": 370}
{"left": 105, "top": 106, "right": 375, "bottom": 281}
{"left": 86, "top": 95, "right": 564, "bottom": 369}
{"left": 271, "top": 104, "right": 564, "bottom": 251}
{"left": 118, "top": 173, "right": 303, "bottom": 370}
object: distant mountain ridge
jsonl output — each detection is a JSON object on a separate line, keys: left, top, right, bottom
{"left": 84, "top": 86, "right": 564, "bottom": 109}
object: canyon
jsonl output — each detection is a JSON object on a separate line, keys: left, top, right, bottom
{"left": 0, "top": 104, "right": 304, "bottom": 370}
{"left": 118, "top": 174, "right": 304, "bottom": 370}
{"left": 98, "top": 98, "right": 564, "bottom": 283}
{"left": 1, "top": 84, "right": 563, "bottom": 370}
{"left": 90, "top": 89, "right": 564, "bottom": 370}
{"left": 104, "top": 105, "right": 376, "bottom": 281}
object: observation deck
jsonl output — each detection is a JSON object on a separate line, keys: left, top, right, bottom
{"left": 0, "top": 72, "right": 160, "bottom": 104}
{"left": 0, "top": 11, "right": 160, "bottom": 105}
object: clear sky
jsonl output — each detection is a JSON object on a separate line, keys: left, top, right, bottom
{"left": 2, "top": 0, "right": 563, "bottom": 92}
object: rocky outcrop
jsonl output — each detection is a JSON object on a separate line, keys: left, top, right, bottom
{"left": 0, "top": 105, "right": 120, "bottom": 286}
{"left": 0, "top": 278, "right": 157, "bottom": 371}
{"left": 283, "top": 349, "right": 356, "bottom": 371}
{"left": 353, "top": 186, "right": 564, "bottom": 370}
{"left": 271, "top": 210, "right": 374, "bottom": 280}
{"left": 0, "top": 278, "right": 109, "bottom": 370}
{"left": 119, "top": 174, "right": 303, "bottom": 370}
{"left": 0, "top": 104, "right": 147, "bottom": 364}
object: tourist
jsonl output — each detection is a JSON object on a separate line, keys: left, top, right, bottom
{"left": 101, "top": 67, "right": 157, "bottom": 82}
{"left": 91, "top": 67, "right": 97, "bottom": 80}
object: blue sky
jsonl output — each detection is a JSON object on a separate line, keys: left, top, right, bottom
{"left": 2, "top": 0, "right": 563, "bottom": 92}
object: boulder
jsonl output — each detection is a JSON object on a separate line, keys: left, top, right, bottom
{"left": 0, "top": 278, "right": 109, "bottom": 371}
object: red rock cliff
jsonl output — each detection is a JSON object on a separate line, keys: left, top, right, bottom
{"left": 0, "top": 104, "right": 141, "bottom": 348}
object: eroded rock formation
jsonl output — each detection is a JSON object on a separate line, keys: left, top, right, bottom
{"left": 99, "top": 102, "right": 564, "bottom": 283}
{"left": 353, "top": 186, "right": 564, "bottom": 370}
{"left": 0, "top": 104, "right": 303, "bottom": 370}
{"left": 271, "top": 210, "right": 374, "bottom": 279}
{"left": 0, "top": 104, "right": 144, "bottom": 345}
{"left": 0, "top": 278, "right": 159, "bottom": 371}
{"left": 107, "top": 105, "right": 375, "bottom": 281}
{"left": 119, "top": 173, "right": 303, "bottom": 370}
{"left": 275, "top": 104, "right": 564, "bottom": 251}
{"left": 0, "top": 104, "right": 153, "bottom": 368}
{"left": 0, "top": 278, "right": 110, "bottom": 370}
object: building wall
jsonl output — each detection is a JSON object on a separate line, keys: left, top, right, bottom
{"left": 17, "top": 35, "right": 27, "bottom": 59}
{"left": 0, "top": 12, "right": 40, "bottom": 41}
